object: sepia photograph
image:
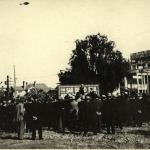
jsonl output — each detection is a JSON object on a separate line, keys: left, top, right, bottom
{"left": 0, "top": 0, "right": 150, "bottom": 148}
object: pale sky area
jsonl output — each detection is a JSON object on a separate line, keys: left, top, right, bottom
{"left": 0, "top": 0, "right": 150, "bottom": 87}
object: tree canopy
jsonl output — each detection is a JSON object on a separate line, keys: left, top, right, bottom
{"left": 58, "top": 33, "right": 130, "bottom": 94}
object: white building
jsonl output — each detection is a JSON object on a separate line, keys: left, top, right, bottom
{"left": 125, "top": 50, "right": 150, "bottom": 95}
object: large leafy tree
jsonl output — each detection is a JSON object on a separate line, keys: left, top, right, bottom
{"left": 58, "top": 33, "right": 130, "bottom": 94}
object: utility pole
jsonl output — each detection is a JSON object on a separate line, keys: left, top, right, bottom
{"left": 6, "top": 75, "right": 9, "bottom": 94}
{"left": 4, "top": 75, "right": 10, "bottom": 98}
{"left": 14, "top": 65, "right": 16, "bottom": 99}
{"left": 147, "top": 71, "right": 149, "bottom": 95}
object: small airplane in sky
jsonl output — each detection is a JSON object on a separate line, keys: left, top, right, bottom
{"left": 19, "top": 2, "right": 30, "bottom": 5}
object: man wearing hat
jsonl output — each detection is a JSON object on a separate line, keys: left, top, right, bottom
{"left": 67, "top": 95, "right": 79, "bottom": 131}
{"left": 16, "top": 97, "right": 25, "bottom": 140}
{"left": 30, "top": 99, "right": 43, "bottom": 140}
{"left": 81, "top": 95, "right": 91, "bottom": 135}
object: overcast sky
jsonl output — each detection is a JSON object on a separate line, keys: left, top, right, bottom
{"left": 0, "top": 0, "right": 150, "bottom": 87}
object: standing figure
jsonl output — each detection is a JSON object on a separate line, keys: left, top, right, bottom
{"left": 103, "top": 94, "right": 116, "bottom": 134}
{"left": 82, "top": 96, "right": 91, "bottom": 136}
{"left": 16, "top": 97, "right": 25, "bottom": 140}
{"left": 67, "top": 96, "right": 79, "bottom": 131}
{"left": 79, "top": 84, "right": 85, "bottom": 95}
{"left": 30, "top": 99, "right": 43, "bottom": 140}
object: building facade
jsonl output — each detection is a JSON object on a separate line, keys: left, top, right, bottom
{"left": 125, "top": 50, "right": 150, "bottom": 95}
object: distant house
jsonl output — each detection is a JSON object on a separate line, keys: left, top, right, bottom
{"left": 15, "top": 86, "right": 26, "bottom": 97}
{"left": 35, "top": 83, "right": 50, "bottom": 92}
{"left": 15, "top": 83, "right": 50, "bottom": 97}
{"left": 26, "top": 83, "right": 50, "bottom": 93}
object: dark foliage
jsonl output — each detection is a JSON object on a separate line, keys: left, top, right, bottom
{"left": 58, "top": 33, "right": 130, "bottom": 94}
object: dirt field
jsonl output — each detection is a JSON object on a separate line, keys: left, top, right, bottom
{"left": 0, "top": 124, "right": 150, "bottom": 149}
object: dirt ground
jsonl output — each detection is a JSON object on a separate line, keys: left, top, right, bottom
{"left": 0, "top": 124, "right": 150, "bottom": 149}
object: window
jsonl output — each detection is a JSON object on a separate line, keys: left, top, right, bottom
{"left": 139, "top": 79, "right": 142, "bottom": 84}
{"left": 132, "top": 65, "right": 136, "bottom": 70}
{"left": 145, "top": 76, "right": 148, "bottom": 84}
{"left": 132, "top": 79, "right": 137, "bottom": 84}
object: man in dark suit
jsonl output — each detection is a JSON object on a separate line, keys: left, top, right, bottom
{"left": 68, "top": 96, "right": 79, "bottom": 131}
{"left": 30, "top": 99, "right": 43, "bottom": 140}
{"left": 88, "top": 96, "right": 102, "bottom": 135}
{"left": 103, "top": 94, "right": 116, "bottom": 134}
{"left": 82, "top": 96, "right": 91, "bottom": 135}
{"left": 16, "top": 97, "right": 25, "bottom": 140}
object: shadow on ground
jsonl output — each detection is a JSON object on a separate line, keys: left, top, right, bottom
{"left": 0, "top": 135, "right": 31, "bottom": 140}
{"left": 128, "top": 129, "right": 150, "bottom": 137}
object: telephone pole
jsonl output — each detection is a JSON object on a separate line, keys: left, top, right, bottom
{"left": 6, "top": 75, "right": 9, "bottom": 94}
{"left": 14, "top": 65, "right": 16, "bottom": 99}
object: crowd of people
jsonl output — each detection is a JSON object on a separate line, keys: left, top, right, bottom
{"left": 0, "top": 88, "right": 150, "bottom": 140}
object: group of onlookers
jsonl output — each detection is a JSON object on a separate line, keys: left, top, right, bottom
{"left": 0, "top": 91, "right": 150, "bottom": 140}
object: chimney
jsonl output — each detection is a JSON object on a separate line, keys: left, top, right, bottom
{"left": 33, "top": 81, "right": 36, "bottom": 88}
{"left": 22, "top": 81, "right": 25, "bottom": 89}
